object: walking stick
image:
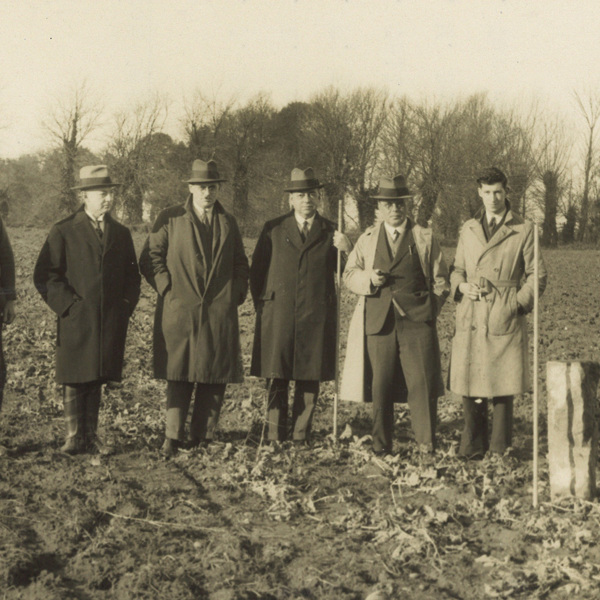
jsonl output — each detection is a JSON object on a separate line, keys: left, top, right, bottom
{"left": 333, "top": 196, "right": 344, "bottom": 440}
{"left": 532, "top": 221, "right": 540, "bottom": 507}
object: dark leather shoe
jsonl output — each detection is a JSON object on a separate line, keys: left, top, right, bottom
{"left": 161, "top": 438, "right": 180, "bottom": 458}
{"left": 61, "top": 437, "right": 86, "bottom": 455}
{"left": 373, "top": 448, "right": 392, "bottom": 457}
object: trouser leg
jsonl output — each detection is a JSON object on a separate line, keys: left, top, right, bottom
{"left": 366, "top": 313, "right": 397, "bottom": 453}
{"left": 459, "top": 397, "right": 489, "bottom": 457}
{"left": 165, "top": 381, "right": 195, "bottom": 442}
{"left": 83, "top": 382, "right": 103, "bottom": 442}
{"left": 489, "top": 396, "right": 514, "bottom": 454}
{"left": 266, "top": 379, "right": 289, "bottom": 441}
{"left": 62, "top": 384, "right": 87, "bottom": 451}
{"left": 291, "top": 380, "right": 319, "bottom": 441}
{"left": 190, "top": 383, "right": 226, "bottom": 442}
{"left": 396, "top": 318, "right": 438, "bottom": 448}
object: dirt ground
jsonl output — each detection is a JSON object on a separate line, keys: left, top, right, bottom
{"left": 1, "top": 228, "right": 599, "bottom": 599}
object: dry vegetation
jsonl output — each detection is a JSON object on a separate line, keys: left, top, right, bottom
{"left": 0, "top": 228, "right": 599, "bottom": 599}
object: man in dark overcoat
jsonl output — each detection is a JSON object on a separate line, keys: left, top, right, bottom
{"left": 139, "top": 160, "right": 249, "bottom": 458}
{"left": 0, "top": 216, "right": 16, "bottom": 455}
{"left": 34, "top": 165, "right": 141, "bottom": 454}
{"left": 341, "top": 176, "right": 449, "bottom": 455}
{"left": 250, "top": 168, "right": 352, "bottom": 444}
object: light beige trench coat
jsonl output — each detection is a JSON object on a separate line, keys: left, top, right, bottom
{"left": 340, "top": 220, "right": 450, "bottom": 402}
{"left": 448, "top": 211, "right": 547, "bottom": 397}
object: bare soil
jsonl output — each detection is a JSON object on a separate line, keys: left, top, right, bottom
{"left": 1, "top": 228, "right": 599, "bottom": 599}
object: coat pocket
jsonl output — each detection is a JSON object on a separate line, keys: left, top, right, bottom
{"left": 455, "top": 295, "right": 473, "bottom": 331}
{"left": 488, "top": 288, "right": 518, "bottom": 335}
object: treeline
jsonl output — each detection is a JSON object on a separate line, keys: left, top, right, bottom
{"left": 1, "top": 84, "right": 600, "bottom": 244}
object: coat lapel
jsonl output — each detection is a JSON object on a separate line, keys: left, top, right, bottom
{"left": 373, "top": 223, "right": 392, "bottom": 269}
{"left": 74, "top": 208, "right": 103, "bottom": 253}
{"left": 283, "top": 212, "right": 304, "bottom": 250}
{"left": 205, "top": 203, "right": 230, "bottom": 291}
{"left": 184, "top": 196, "right": 208, "bottom": 268}
{"left": 479, "top": 211, "right": 519, "bottom": 260}
{"left": 102, "top": 214, "right": 117, "bottom": 256}
{"left": 468, "top": 220, "right": 487, "bottom": 250}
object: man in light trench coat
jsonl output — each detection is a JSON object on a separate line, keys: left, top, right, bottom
{"left": 34, "top": 165, "right": 141, "bottom": 454}
{"left": 250, "top": 168, "right": 352, "bottom": 444}
{"left": 449, "top": 167, "right": 547, "bottom": 459}
{"left": 140, "top": 160, "right": 249, "bottom": 458}
{"left": 340, "top": 175, "right": 449, "bottom": 455}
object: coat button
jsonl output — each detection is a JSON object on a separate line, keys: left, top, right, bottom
{"left": 471, "top": 326, "right": 476, "bottom": 331}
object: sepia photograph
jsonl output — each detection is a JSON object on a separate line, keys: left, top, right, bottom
{"left": 1, "top": 1, "right": 600, "bottom": 598}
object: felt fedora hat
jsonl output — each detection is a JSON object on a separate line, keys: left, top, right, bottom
{"left": 284, "top": 167, "right": 325, "bottom": 192}
{"left": 371, "top": 175, "right": 412, "bottom": 200}
{"left": 185, "top": 159, "right": 227, "bottom": 184}
{"left": 72, "top": 165, "right": 120, "bottom": 190}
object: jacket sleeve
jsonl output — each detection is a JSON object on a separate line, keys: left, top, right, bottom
{"left": 123, "top": 229, "right": 141, "bottom": 312}
{"left": 430, "top": 234, "right": 450, "bottom": 311}
{"left": 450, "top": 225, "right": 467, "bottom": 302}
{"left": 342, "top": 232, "right": 376, "bottom": 296}
{"left": 145, "top": 212, "right": 171, "bottom": 297}
{"left": 231, "top": 217, "right": 249, "bottom": 305}
{"left": 517, "top": 223, "right": 548, "bottom": 313}
{"left": 0, "top": 218, "right": 16, "bottom": 304}
{"left": 33, "top": 225, "right": 80, "bottom": 317}
{"left": 249, "top": 225, "right": 271, "bottom": 308}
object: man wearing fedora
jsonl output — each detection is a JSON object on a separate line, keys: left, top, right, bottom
{"left": 34, "top": 165, "right": 141, "bottom": 454}
{"left": 140, "top": 159, "right": 249, "bottom": 457}
{"left": 250, "top": 167, "right": 352, "bottom": 444}
{"left": 340, "top": 175, "right": 449, "bottom": 455}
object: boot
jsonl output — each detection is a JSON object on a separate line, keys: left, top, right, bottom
{"left": 84, "top": 384, "right": 111, "bottom": 455}
{"left": 61, "top": 387, "right": 86, "bottom": 454}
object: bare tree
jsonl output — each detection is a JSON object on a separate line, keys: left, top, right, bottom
{"left": 43, "top": 81, "right": 102, "bottom": 213}
{"left": 573, "top": 89, "right": 600, "bottom": 242}
{"left": 182, "top": 90, "right": 235, "bottom": 160}
{"left": 105, "top": 94, "right": 169, "bottom": 223}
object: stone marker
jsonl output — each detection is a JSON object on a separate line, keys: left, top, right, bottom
{"left": 547, "top": 361, "right": 600, "bottom": 500}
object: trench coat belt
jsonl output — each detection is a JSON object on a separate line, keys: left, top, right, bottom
{"left": 468, "top": 278, "right": 518, "bottom": 288}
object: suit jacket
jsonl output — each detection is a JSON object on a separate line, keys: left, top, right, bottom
{"left": 33, "top": 208, "right": 141, "bottom": 384}
{"left": 340, "top": 219, "right": 449, "bottom": 402}
{"left": 139, "top": 198, "right": 249, "bottom": 383}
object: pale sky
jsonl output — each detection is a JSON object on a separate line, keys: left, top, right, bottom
{"left": 1, "top": 0, "right": 600, "bottom": 158}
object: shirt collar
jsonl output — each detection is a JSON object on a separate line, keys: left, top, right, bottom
{"left": 84, "top": 209, "right": 104, "bottom": 223}
{"left": 384, "top": 219, "right": 407, "bottom": 238}
{"left": 193, "top": 202, "right": 214, "bottom": 218}
{"left": 294, "top": 212, "right": 316, "bottom": 228}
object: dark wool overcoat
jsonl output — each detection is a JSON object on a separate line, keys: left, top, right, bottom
{"left": 139, "top": 198, "right": 249, "bottom": 383}
{"left": 33, "top": 208, "right": 141, "bottom": 384}
{"left": 250, "top": 211, "right": 339, "bottom": 381}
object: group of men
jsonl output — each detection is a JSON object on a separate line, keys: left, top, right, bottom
{"left": 0, "top": 161, "right": 546, "bottom": 461}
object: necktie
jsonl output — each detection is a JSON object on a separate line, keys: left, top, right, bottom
{"left": 93, "top": 219, "right": 103, "bottom": 239}
{"left": 301, "top": 220, "right": 309, "bottom": 242}
{"left": 200, "top": 209, "right": 210, "bottom": 226}
{"left": 391, "top": 229, "right": 399, "bottom": 242}
{"left": 489, "top": 217, "right": 496, "bottom": 231}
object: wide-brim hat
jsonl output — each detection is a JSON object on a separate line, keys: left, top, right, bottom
{"left": 371, "top": 175, "right": 412, "bottom": 200}
{"left": 284, "top": 167, "right": 325, "bottom": 192}
{"left": 185, "top": 159, "right": 227, "bottom": 184}
{"left": 72, "top": 165, "right": 120, "bottom": 190}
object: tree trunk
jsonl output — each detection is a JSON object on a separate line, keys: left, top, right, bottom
{"left": 542, "top": 170, "right": 558, "bottom": 247}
